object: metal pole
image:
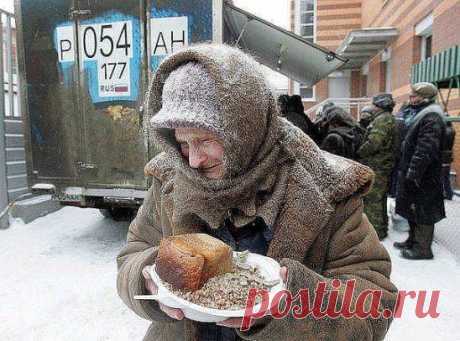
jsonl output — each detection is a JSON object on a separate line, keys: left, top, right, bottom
{"left": 0, "top": 14, "right": 9, "bottom": 229}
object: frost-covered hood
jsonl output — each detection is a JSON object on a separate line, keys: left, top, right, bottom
{"left": 148, "top": 43, "right": 280, "bottom": 180}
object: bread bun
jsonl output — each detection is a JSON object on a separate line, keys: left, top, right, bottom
{"left": 155, "top": 233, "right": 234, "bottom": 291}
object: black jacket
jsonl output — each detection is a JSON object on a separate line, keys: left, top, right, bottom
{"left": 283, "top": 95, "right": 319, "bottom": 143}
{"left": 285, "top": 110, "right": 314, "bottom": 136}
{"left": 318, "top": 106, "right": 365, "bottom": 160}
{"left": 320, "top": 127, "right": 358, "bottom": 159}
{"left": 442, "top": 121, "right": 456, "bottom": 164}
{"left": 395, "top": 102, "right": 446, "bottom": 224}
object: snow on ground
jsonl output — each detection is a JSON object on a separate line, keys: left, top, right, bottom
{"left": 1, "top": 202, "right": 459, "bottom": 340}
{"left": 383, "top": 228, "right": 460, "bottom": 340}
{"left": 0, "top": 207, "right": 148, "bottom": 341}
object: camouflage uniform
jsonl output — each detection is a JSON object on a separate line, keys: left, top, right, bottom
{"left": 357, "top": 101, "right": 396, "bottom": 239}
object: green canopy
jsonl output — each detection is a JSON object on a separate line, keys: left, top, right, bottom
{"left": 411, "top": 45, "right": 460, "bottom": 89}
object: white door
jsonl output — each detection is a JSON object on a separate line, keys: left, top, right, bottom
{"left": 328, "top": 71, "right": 351, "bottom": 99}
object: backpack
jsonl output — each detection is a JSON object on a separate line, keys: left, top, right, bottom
{"left": 322, "top": 125, "right": 364, "bottom": 160}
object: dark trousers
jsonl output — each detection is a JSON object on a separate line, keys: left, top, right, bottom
{"left": 408, "top": 220, "right": 434, "bottom": 255}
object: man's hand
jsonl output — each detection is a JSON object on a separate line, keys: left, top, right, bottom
{"left": 142, "top": 266, "right": 184, "bottom": 320}
{"left": 216, "top": 266, "right": 288, "bottom": 329}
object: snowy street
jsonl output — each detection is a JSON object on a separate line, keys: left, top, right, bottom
{"left": 0, "top": 208, "right": 148, "bottom": 340}
{"left": 1, "top": 200, "right": 459, "bottom": 341}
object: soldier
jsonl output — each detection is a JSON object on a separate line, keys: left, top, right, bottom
{"left": 359, "top": 105, "right": 374, "bottom": 129}
{"left": 394, "top": 82, "right": 446, "bottom": 260}
{"left": 357, "top": 94, "right": 397, "bottom": 240}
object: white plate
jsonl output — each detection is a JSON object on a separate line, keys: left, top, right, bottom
{"left": 135, "top": 252, "right": 285, "bottom": 323}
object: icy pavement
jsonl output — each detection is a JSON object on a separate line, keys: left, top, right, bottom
{"left": 433, "top": 196, "right": 460, "bottom": 263}
{"left": 382, "top": 201, "right": 460, "bottom": 341}
{"left": 1, "top": 203, "right": 459, "bottom": 340}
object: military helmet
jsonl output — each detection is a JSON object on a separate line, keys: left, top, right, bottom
{"left": 359, "top": 105, "right": 374, "bottom": 128}
{"left": 321, "top": 101, "right": 335, "bottom": 115}
{"left": 411, "top": 82, "right": 438, "bottom": 100}
{"left": 360, "top": 105, "right": 374, "bottom": 114}
{"left": 372, "top": 93, "right": 395, "bottom": 111}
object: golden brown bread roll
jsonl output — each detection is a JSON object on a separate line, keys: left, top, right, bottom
{"left": 155, "top": 233, "right": 234, "bottom": 291}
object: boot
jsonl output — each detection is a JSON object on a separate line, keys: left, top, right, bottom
{"left": 401, "top": 247, "right": 434, "bottom": 260}
{"left": 394, "top": 221, "right": 416, "bottom": 250}
{"left": 394, "top": 239, "right": 412, "bottom": 250}
{"left": 401, "top": 223, "right": 434, "bottom": 260}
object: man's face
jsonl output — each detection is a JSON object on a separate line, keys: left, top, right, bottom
{"left": 174, "top": 128, "right": 224, "bottom": 179}
{"left": 409, "top": 93, "right": 424, "bottom": 106}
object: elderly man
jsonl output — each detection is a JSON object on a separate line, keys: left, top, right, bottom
{"left": 357, "top": 94, "right": 397, "bottom": 240}
{"left": 394, "top": 82, "right": 446, "bottom": 260}
{"left": 117, "top": 44, "right": 397, "bottom": 341}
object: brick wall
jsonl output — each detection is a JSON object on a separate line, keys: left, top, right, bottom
{"left": 350, "top": 71, "right": 361, "bottom": 97}
{"left": 316, "top": 0, "right": 362, "bottom": 113}
{"left": 391, "top": 37, "right": 419, "bottom": 96}
{"left": 367, "top": 57, "right": 381, "bottom": 95}
{"left": 316, "top": 0, "right": 362, "bottom": 50}
{"left": 433, "top": 0, "right": 460, "bottom": 52}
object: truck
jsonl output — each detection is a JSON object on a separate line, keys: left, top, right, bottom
{"left": 15, "top": 0, "right": 346, "bottom": 219}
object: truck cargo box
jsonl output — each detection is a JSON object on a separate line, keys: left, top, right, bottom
{"left": 16, "top": 0, "right": 346, "bottom": 211}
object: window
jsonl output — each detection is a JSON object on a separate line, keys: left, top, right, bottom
{"left": 381, "top": 48, "right": 392, "bottom": 92}
{"left": 296, "top": 0, "right": 316, "bottom": 100}
{"left": 300, "top": 87, "right": 314, "bottom": 98}
{"left": 4, "top": 91, "right": 20, "bottom": 117}
{"left": 415, "top": 14, "right": 433, "bottom": 61}
{"left": 299, "top": 0, "right": 315, "bottom": 44}
{"left": 421, "top": 35, "right": 432, "bottom": 60}
{"left": 300, "top": 0, "right": 314, "bottom": 12}
{"left": 294, "top": 82, "right": 316, "bottom": 102}
{"left": 3, "top": 29, "right": 20, "bottom": 117}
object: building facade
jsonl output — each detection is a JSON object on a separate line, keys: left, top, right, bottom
{"left": 289, "top": 0, "right": 460, "bottom": 185}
